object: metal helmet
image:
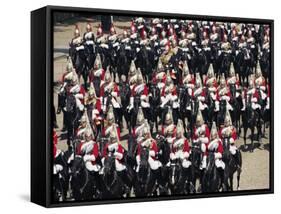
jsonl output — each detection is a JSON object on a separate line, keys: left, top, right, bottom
{"left": 110, "top": 24, "right": 116, "bottom": 35}
{"left": 104, "top": 67, "right": 112, "bottom": 83}
{"left": 182, "top": 60, "right": 190, "bottom": 76}
{"left": 109, "top": 127, "right": 118, "bottom": 144}
{"left": 196, "top": 110, "right": 204, "bottom": 127}
{"left": 176, "top": 119, "right": 184, "bottom": 138}
{"left": 136, "top": 107, "right": 145, "bottom": 126}
{"left": 210, "top": 121, "right": 218, "bottom": 140}
{"left": 88, "top": 82, "right": 96, "bottom": 97}
{"left": 219, "top": 73, "right": 226, "bottom": 87}
{"left": 229, "top": 62, "right": 236, "bottom": 77}
{"left": 106, "top": 105, "right": 115, "bottom": 124}
{"left": 256, "top": 61, "right": 262, "bottom": 77}
{"left": 165, "top": 108, "right": 173, "bottom": 125}
{"left": 97, "top": 24, "right": 103, "bottom": 37}
{"left": 207, "top": 63, "right": 215, "bottom": 78}
{"left": 195, "top": 73, "right": 202, "bottom": 88}
{"left": 248, "top": 75, "right": 255, "bottom": 89}
{"left": 224, "top": 109, "right": 232, "bottom": 126}
{"left": 66, "top": 57, "right": 73, "bottom": 72}
{"left": 142, "top": 120, "right": 151, "bottom": 138}
{"left": 136, "top": 69, "right": 143, "bottom": 84}
{"left": 74, "top": 25, "right": 80, "bottom": 37}
{"left": 86, "top": 22, "right": 92, "bottom": 32}
{"left": 129, "top": 60, "right": 137, "bottom": 76}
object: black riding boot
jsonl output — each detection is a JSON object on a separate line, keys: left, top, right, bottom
{"left": 233, "top": 151, "right": 240, "bottom": 168}
{"left": 217, "top": 167, "right": 225, "bottom": 191}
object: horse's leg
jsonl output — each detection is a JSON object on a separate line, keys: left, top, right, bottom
{"left": 243, "top": 125, "right": 248, "bottom": 150}
{"left": 250, "top": 125, "right": 255, "bottom": 153}
{"left": 229, "top": 174, "right": 234, "bottom": 191}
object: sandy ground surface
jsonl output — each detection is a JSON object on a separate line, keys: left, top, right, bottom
{"left": 53, "top": 17, "right": 270, "bottom": 192}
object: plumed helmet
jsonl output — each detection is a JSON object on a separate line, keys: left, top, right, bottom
{"left": 110, "top": 24, "right": 116, "bottom": 35}
{"left": 136, "top": 107, "right": 145, "bottom": 126}
{"left": 104, "top": 67, "right": 112, "bottom": 83}
{"left": 74, "top": 25, "right": 80, "bottom": 37}
{"left": 129, "top": 60, "right": 137, "bottom": 75}
{"left": 94, "top": 53, "right": 102, "bottom": 69}
{"left": 66, "top": 57, "right": 73, "bottom": 72}
{"left": 195, "top": 73, "right": 202, "bottom": 88}
{"left": 109, "top": 127, "right": 118, "bottom": 143}
{"left": 219, "top": 73, "right": 226, "bottom": 87}
{"left": 86, "top": 22, "right": 92, "bottom": 32}
{"left": 229, "top": 62, "right": 236, "bottom": 77}
{"left": 196, "top": 110, "right": 204, "bottom": 126}
{"left": 136, "top": 68, "right": 143, "bottom": 84}
{"left": 210, "top": 121, "right": 218, "bottom": 140}
{"left": 165, "top": 107, "right": 173, "bottom": 125}
{"left": 106, "top": 105, "right": 115, "bottom": 124}
{"left": 97, "top": 24, "right": 103, "bottom": 37}
{"left": 207, "top": 63, "right": 215, "bottom": 78}
{"left": 256, "top": 61, "right": 262, "bottom": 77}
{"left": 176, "top": 119, "right": 184, "bottom": 138}
{"left": 182, "top": 60, "right": 190, "bottom": 76}
{"left": 224, "top": 109, "right": 232, "bottom": 126}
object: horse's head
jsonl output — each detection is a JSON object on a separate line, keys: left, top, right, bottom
{"left": 71, "top": 156, "right": 85, "bottom": 179}
{"left": 149, "top": 84, "right": 160, "bottom": 104}
{"left": 191, "top": 142, "right": 202, "bottom": 168}
{"left": 206, "top": 151, "right": 215, "bottom": 172}
{"left": 103, "top": 152, "right": 116, "bottom": 176}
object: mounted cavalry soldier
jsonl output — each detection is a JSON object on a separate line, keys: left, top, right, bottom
{"left": 100, "top": 67, "right": 121, "bottom": 114}
{"left": 192, "top": 110, "right": 210, "bottom": 170}
{"left": 160, "top": 72, "right": 178, "bottom": 110}
{"left": 205, "top": 64, "right": 219, "bottom": 112}
{"left": 241, "top": 76, "right": 261, "bottom": 112}
{"left": 83, "top": 22, "right": 95, "bottom": 56}
{"left": 181, "top": 60, "right": 194, "bottom": 97}
{"left": 102, "top": 105, "right": 121, "bottom": 140}
{"left": 136, "top": 122, "right": 162, "bottom": 172}
{"left": 217, "top": 74, "right": 233, "bottom": 111}
{"left": 255, "top": 62, "right": 267, "bottom": 100}
{"left": 70, "top": 25, "right": 84, "bottom": 52}
{"left": 218, "top": 110, "right": 239, "bottom": 165}
{"left": 128, "top": 60, "right": 138, "bottom": 88}
{"left": 194, "top": 73, "right": 208, "bottom": 112}
{"left": 85, "top": 83, "right": 102, "bottom": 134}
{"left": 89, "top": 54, "right": 105, "bottom": 96}
{"left": 170, "top": 120, "right": 191, "bottom": 172}
{"left": 162, "top": 108, "right": 176, "bottom": 144}
{"left": 53, "top": 129, "right": 63, "bottom": 175}
{"left": 128, "top": 70, "right": 150, "bottom": 117}
{"left": 208, "top": 122, "right": 225, "bottom": 180}
{"left": 153, "top": 59, "right": 166, "bottom": 91}
{"left": 102, "top": 126, "right": 131, "bottom": 192}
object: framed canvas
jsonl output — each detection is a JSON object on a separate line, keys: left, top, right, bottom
{"left": 31, "top": 5, "right": 274, "bottom": 207}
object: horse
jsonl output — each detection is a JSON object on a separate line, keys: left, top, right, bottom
{"left": 217, "top": 100, "right": 227, "bottom": 128}
{"left": 218, "top": 50, "right": 232, "bottom": 78}
{"left": 229, "top": 83, "right": 242, "bottom": 135}
{"left": 64, "top": 94, "right": 80, "bottom": 149}
{"left": 53, "top": 152, "right": 69, "bottom": 202}
{"left": 260, "top": 50, "right": 270, "bottom": 82}
{"left": 222, "top": 137, "right": 242, "bottom": 191}
{"left": 149, "top": 84, "right": 161, "bottom": 134}
{"left": 69, "top": 45, "right": 88, "bottom": 87}
{"left": 177, "top": 85, "right": 188, "bottom": 134}
{"left": 242, "top": 94, "right": 261, "bottom": 152}
{"left": 202, "top": 152, "right": 220, "bottom": 193}
{"left": 135, "top": 146, "right": 155, "bottom": 197}
{"left": 69, "top": 156, "right": 92, "bottom": 201}
{"left": 205, "top": 87, "right": 217, "bottom": 128}
{"left": 190, "top": 141, "right": 203, "bottom": 193}
{"left": 102, "top": 152, "right": 126, "bottom": 198}
{"left": 119, "top": 81, "right": 131, "bottom": 132}
{"left": 168, "top": 158, "right": 187, "bottom": 195}
{"left": 116, "top": 44, "right": 130, "bottom": 81}
{"left": 136, "top": 46, "right": 154, "bottom": 82}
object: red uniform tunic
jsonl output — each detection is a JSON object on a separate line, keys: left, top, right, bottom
{"left": 207, "top": 139, "right": 224, "bottom": 156}
{"left": 100, "top": 82, "right": 119, "bottom": 97}
{"left": 89, "top": 68, "right": 105, "bottom": 83}
{"left": 137, "top": 139, "right": 158, "bottom": 160}
{"left": 131, "top": 83, "right": 149, "bottom": 96}
{"left": 103, "top": 143, "right": 125, "bottom": 163}
{"left": 161, "top": 86, "right": 177, "bottom": 97}
{"left": 218, "top": 126, "right": 237, "bottom": 143}
{"left": 171, "top": 138, "right": 190, "bottom": 154}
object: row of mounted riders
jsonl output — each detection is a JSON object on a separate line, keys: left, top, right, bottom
{"left": 53, "top": 129, "right": 242, "bottom": 202}
{"left": 68, "top": 21, "right": 270, "bottom": 91}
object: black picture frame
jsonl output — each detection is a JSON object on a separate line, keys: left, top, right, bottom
{"left": 31, "top": 5, "right": 274, "bottom": 208}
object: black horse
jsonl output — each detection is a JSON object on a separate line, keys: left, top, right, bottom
{"left": 70, "top": 156, "right": 92, "bottom": 200}
{"left": 242, "top": 94, "right": 261, "bottom": 152}
{"left": 136, "top": 46, "right": 154, "bottom": 82}
{"left": 190, "top": 141, "right": 203, "bottom": 193}
{"left": 119, "top": 80, "right": 131, "bottom": 132}
{"left": 149, "top": 84, "right": 161, "bottom": 134}
{"left": 65, "top": 94, "right": 80, "bottom": 149}
{"left": 135, "top": 146, "right": 155, "bottom": 197}
{"left": 229, "top": 83, "right": 242, "bottom": 135}
{"left": 53, "top": 152, "right": 69, "bottom": 202}
{"left": 102, "top": 152, "right": 126, "bottom": 198}
{"left": 222, "top": 137, "right": 242, "bottom": 191}
{"left": 116, "top": 44, "right": 130, "bottom": 81}
{"left": 202, "top": 152, "right": 220, "bottom": 193}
